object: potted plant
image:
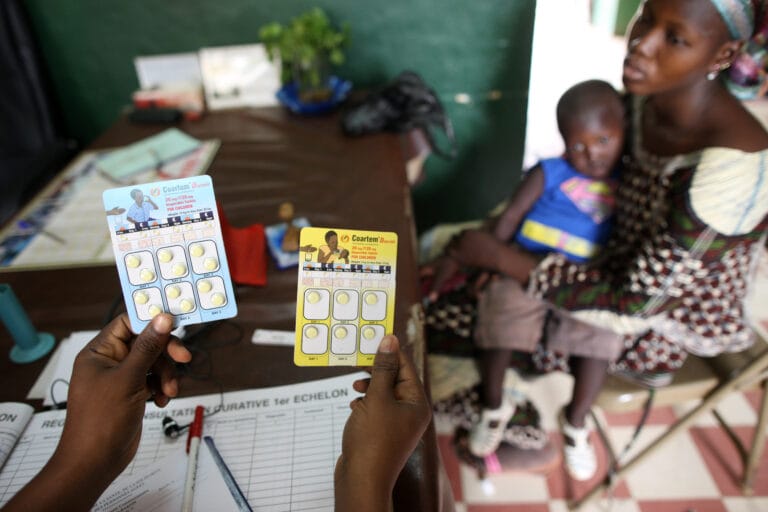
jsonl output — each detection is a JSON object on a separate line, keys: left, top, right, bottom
{"left": 259, "top": 8, "right": 350, "bottom": 104}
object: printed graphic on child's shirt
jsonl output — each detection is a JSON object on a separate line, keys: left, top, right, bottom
{"left": 560, "top": 176, "right": 615, "bottom": 223}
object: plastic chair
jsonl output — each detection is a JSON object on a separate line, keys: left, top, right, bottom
{"left": 571, "top": 335, "right": 768, "bottom": 510}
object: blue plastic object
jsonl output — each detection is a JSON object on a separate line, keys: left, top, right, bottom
{"left": 276, "top": 76, "right": 352, "bottom": 115}
{"left": 0, "top": 284, "right": 55, "bottom": 363}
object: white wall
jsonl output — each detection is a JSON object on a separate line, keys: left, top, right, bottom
{"left": 523, "top": 0, "right": 627, "bottom": 168}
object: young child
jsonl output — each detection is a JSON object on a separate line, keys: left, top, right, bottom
{"left": 425, "top": 79, "right": 625, "bottom": 459}
{"left": 426, "top": 79, "right": 624, "bottom": 300}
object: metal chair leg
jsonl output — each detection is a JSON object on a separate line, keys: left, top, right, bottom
{"left": 743, "top": 378, "right": 768, "bottom": 494}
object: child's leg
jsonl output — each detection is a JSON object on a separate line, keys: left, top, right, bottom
{"left": 494, "top": 245, "right": 540, "bottom": 285}
{"left": 469, "top": 348, "right": 516, "bottom": 456}
{"left": 564, "top": 356, "right": 609, "bottom": 427}
{"left": 559, "top": 355, "right": 609, "bottom": 480}
{"left": 479, "top": 348, "right": 513, "bottom": 408}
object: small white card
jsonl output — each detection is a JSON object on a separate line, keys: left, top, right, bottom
{"left": 251, "top": 329, "right": 295, "bottom": 346}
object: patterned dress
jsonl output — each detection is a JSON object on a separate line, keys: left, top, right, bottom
{"left": 529, "top": 96, "right": 768, "bottom": 376}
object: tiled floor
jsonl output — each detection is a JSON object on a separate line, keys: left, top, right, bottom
{"left": 434, "top": 372, "right": 768, "bottom": 512}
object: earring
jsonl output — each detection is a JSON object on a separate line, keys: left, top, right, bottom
{"left": 708, "top": 63, "right": 731, "bottom": 80}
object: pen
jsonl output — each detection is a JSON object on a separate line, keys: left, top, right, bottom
{"left": 181, "top": 405, "right": 204, "bottom": 512}
{"left": 204, "top": 436, "right": 252, "bottom": 511}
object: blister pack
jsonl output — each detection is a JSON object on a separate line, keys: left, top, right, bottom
{"left": 103, "top": 175, "right": 237, "bottom": 331}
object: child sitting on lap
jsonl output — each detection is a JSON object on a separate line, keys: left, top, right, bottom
{"left": 424, "top": 79, "right": 625, "bottom": 459}
{"left": 426, "top": 79, "right": 625, "bottom": 300}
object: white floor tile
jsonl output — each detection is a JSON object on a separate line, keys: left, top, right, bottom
{"left": 453, "top": 502, "right": 467, "bottom": 512}
{"left": 606, "top": 425, "right": 720, "bottom": 499}
{"left": 459, "top": 463, "right": 550, "bottom": 504}
{"left": 524, "top": 0, "right": 625, "bottom": 168}
{"left": 723, "top": 497, "right": 768, "bottom": 512}
{"left": 550, "top": 498, "right": 641, "bottom": 512}
{"left": 673, "top": 392, "right": 757, "bottom": 428}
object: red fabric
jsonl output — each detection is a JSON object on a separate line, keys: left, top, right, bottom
{"left": 217, "top": 203, "right": 267, "bottom": 286}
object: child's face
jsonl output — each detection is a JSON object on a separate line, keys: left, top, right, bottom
{"left": 562, "top": 115, "right": 624, "bottom": 180}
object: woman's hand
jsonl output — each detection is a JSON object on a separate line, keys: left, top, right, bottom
{"left": 335, "top": 335, "right": 432, "bottom": 512}
{"left": 420, "top": 255, "right": 462, "bottom": 302}
{"left": 61, "top": 313, "right": 191, "bottom": 472}
{"left": 4, "top": 313, "right": 191, "bottom": 511}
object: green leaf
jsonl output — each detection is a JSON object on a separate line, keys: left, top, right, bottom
{"left": 256, "top": 6, "right": 348, "bottom": 85}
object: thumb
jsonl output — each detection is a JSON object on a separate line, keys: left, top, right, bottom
{"left": 367, "top": 335, "right": 400, "bottom": 399}
{"left": 122, "top": 314, "right": 174, "bottom": 379}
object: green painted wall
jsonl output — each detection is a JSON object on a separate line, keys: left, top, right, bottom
{"left": 23, "top": 0, "right": 535, "bottom": 232}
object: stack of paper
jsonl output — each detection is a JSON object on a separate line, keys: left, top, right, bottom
{"left": 97, "top": 129, "right": 202, "bottom": 180}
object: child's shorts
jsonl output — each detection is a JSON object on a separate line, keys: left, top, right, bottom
{"left": 475, "top": 277, "right": 624, "bottom": 361}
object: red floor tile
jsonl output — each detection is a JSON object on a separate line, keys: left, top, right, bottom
{"left": 636, "top": 499, "right": 728, "bottom": 512}
{"left": 467, "top": 505, "right": 549, "bottom": 512}
{"left": 437, "top": 434, "right": 464, "bottom": 503}
{"left": 743, "top": 388, "right": 765, "bottom": 415}
{"left": 689, "top": 426, "right": 768, "bottom": 496}
{"left": 601, "top": 405, "right": 678, "bottom": 427}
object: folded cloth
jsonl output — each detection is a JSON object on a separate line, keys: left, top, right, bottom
{"left": 217, "top": 203, "right": 267, "bottom": 286}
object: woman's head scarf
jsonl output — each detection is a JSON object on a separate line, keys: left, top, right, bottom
{"left": 707, "top": 0, "right": 768, "bottom": 97}
{"left": 708, "top": 0, "right": 762, "bottom": 39}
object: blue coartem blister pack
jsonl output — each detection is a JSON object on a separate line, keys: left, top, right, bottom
{"left": 102, "top": 175, "right": 237, "bottom": 332}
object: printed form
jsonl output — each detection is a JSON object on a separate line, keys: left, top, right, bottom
{"left": 0, "top": 373, "right": 364, "bottom": 511}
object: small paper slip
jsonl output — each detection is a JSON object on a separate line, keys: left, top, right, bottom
{"left": 294, "top": 227, "right": 397, "bottom": 366}
{"left": 103, "top": 175, "right": 238, "bottom": 332}
{"left": 251, "top": 329, "right": 295, "bottom": 346}
{"left": 134, "top": 52, "right": 203, "bottom": 90}
{"left": 97, "top": 128, "right": 201, "bottom": 180}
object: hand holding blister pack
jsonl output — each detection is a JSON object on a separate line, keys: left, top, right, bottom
{"left": 294, "top": 227, "right": 397, "bottom": 366}
{"left": 103, "top": 176, "right": 237, "bottom": 332}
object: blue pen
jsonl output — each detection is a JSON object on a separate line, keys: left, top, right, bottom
{"left": 203, "top": 436, "right": 252, "bottom": 511}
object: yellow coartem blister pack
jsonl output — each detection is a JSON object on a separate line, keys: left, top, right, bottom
{"left": 294, "top": 227, "right": 397, "bottom": 366}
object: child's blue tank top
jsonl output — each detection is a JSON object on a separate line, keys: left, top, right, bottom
{"left": 514, "top": 157, "right": 615, "bottom": 263}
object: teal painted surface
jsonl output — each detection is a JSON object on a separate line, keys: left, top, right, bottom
{"left": 23, "top": 0, "right": 535, "bottom": 231}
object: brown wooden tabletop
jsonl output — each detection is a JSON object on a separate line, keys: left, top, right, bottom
{"left": 0, "top": 107, "right": 450, "bottom": 511}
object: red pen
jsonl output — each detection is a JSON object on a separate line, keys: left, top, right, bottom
{"left": 186, "top": 406, "right": 204, "bottom": 453}
{"left": 182, "top": 405, "right": 204, "bottom": 512}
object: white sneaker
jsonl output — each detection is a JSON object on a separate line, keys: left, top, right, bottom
{"left": 559, "top": 410, "right": 597, "bottom": 481}
{"left": 469, "top": 402, "right": 515, "bottom": 457}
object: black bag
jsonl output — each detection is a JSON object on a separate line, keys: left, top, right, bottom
{"left": 341, "top": 71, "right": 457, "bottom": 159}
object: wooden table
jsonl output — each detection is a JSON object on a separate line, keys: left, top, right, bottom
{"left": 0, "top": 107, "right": 451, "bottom": 511}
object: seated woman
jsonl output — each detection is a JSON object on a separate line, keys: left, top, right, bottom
{"left": 430, "top": 0, "right": 768, "bottom": 481}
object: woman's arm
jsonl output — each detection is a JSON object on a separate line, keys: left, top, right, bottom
{"left": 317, "top": 246, "right": 331, "bottom": 263}
{"left": 3, "top": 314, "right": 191, "bottom": 511}
{"left": 335, "top": 335, "right": 431, "bottom": 512}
